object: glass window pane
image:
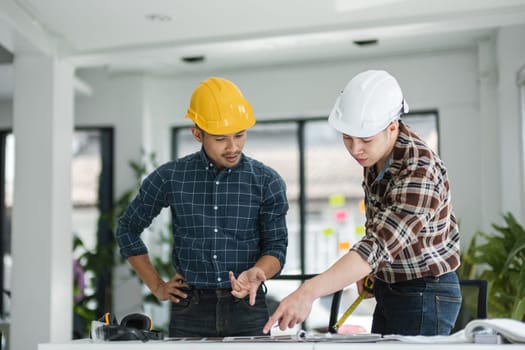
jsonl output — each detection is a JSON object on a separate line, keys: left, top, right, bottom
{"left": 303, "top": 114, "right": 438, "bottom": 275}
{"left": 3, "top": 134, "right": 14, "bottom": 318}
{"left": 243, "top": 123, "right": 300, "bottom": 275}
{"left": 304, "top": 120, "right": 364, "bottom": 274}
{"left": 72, "top": 130, "right": 102, "bottom": 252}
{"left": 174, "top": 128, "right": 200, "bottom": 156}
{"left": 404, "top": 113, "right": 439, "bottom": 153}
{"left": 2, "top": 130, "right": 107, "bottom": 320}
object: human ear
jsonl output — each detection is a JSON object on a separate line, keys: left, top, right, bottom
{"left": 388, "top": 121, "right": 399, "bottom": 132}
{"left": 191, "top": 127, "right": 203, "bottom": 143}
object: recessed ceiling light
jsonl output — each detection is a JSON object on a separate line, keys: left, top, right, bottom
{"left": 353, "top": 39, "right": 379, "bottom": 47}
{"left": 0, "top": 44, "right": 13, "bottom": 64}
{"left": 145, "top": 13, "right": 172, "bottom": 22}
{"left": 181, "top": 56, "right": 205, "bottom": 63}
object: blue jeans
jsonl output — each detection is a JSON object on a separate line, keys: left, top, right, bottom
{"left": 372, "top": 271, "right": 462, "bottom": 335}
{"left": 169, "top": 285, "right": 269, "bottom": 337}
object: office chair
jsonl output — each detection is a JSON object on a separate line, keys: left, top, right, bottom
{"left": 327, "top": 278, "right": 488, "bottom": 333}
{"left": 452, "top": 279, "right": 488, "bottom": 332}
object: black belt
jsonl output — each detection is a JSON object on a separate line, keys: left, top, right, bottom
{"left": 194, "top": 288, "right": 232, "bottom": 294}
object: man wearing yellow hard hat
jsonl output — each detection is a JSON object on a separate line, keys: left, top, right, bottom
{"left": 116, "top": 77, "right": 289, "bottom": 337}
{"left": 264, "top": 70, "right": 461, "bottom": 336}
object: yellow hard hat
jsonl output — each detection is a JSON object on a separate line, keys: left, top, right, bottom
{"left": 186, "top": 77, "right": 256, "bottom": 134}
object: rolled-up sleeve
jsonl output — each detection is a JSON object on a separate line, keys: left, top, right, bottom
{"left": 352, "top": 167, "right": 442, "bottom": 272}
{"left": 259, "top": 172, "right": 289, "bottom": 273}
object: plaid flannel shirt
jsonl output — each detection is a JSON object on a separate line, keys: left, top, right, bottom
{"left": 351, "top": 121, "right": 460, "bottom": 283}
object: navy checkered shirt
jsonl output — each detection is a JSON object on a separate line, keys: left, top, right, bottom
{"left": 116, "top": 149, "right": 289, "bottom": 288}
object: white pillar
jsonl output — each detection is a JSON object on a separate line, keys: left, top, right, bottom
{"left": 478, "top": 37, "right": 502, "bottom": 232}
{"left": 10, "top": 54, "right": 74, "bottom": 349}
{"left": 519, "top": 67, "right": 525, "bottom": 224}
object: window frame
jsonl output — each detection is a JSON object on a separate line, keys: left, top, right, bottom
{"left": 0, "top": 127, "right": 115, "bottom": 318}
{"left": 171, "top": 110, "right": 439, "bottom": 283}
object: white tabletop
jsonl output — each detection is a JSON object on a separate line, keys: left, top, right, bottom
{"left": 38, "top": 338, "right": 525, "bottom": 350}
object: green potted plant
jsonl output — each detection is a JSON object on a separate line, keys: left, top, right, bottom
{"left": 73, "top": 150, "right": 170, "bottom": 336}
{"left": 458, "top": 212, "right": 525, "bottom": 321}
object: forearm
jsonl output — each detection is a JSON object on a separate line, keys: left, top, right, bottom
{"left": 300, "top": 251, "right": 372, "bottom": 300}
{"left": 127, "top": 254, "right": 165, "bottom": 294}
{"left": 254, "top": 255, "right": 281, "bottom": 279}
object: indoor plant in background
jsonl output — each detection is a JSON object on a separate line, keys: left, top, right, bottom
{"left": 73, "top": 150, "right": 172, "bottom": 337}
{"left": 457, "top": 212, "right": 525, "bottom": 321}
{"left": 72, "top": 153, "right": 148, "bottom": 338}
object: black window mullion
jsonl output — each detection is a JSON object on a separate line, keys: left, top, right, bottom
{"left": 297, "top": 121, "right": 306, "bottom": 277}
{"left": 0, "top": 131, "right": 7, "bottom": 317}
{"left": 95, "top": 128, "right": 115, "bottom": 316}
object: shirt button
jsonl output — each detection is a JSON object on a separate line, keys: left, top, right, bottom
{"left": 216, "top": 181, "right": 220, "bottom": 185}
{"left": 217, "top": 277, "right": 221, "bottom": 282}
{"left": 214, "top": 206, "right": 218, "bottom": 210}
{"left": 214, "top": 228, "right": 218, "bottom": 232}
{"left": 213, "top": 255, "right": 217, "bottom": 259}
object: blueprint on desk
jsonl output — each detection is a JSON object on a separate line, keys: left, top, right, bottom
{"left": 165, "top": 331, "right": 385, "bottom": 343}
{"left": 222, "top": 331, "right": 385, "bottom": 343}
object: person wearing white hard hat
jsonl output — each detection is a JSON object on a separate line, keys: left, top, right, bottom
{"left": 264, "top": 70, "right": 461, "bottom": 336}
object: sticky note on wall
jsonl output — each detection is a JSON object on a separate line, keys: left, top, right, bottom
{"left": 359, "top": 199, "right": 365, "bottom": 213}
{"left": 338, "top": 241, "right": 351, "bottom": 250}
{"left": 334, "top": 209, "right": 348, "bottom": 222}
{"left": 322, "top": 227, "right": 335, "bottom": 236}
{"left": 329, "top": 194, "right": 346, "bottom": 207}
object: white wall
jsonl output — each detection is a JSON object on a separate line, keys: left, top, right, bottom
{"left": 497, "top": 24, "right": 525, "bottom": 220}
{"left": 75, "top": 70, "right": 147, "bottom": 196}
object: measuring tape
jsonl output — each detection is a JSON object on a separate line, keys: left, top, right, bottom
{"left": 329, "top": 276, "right": 374, "bottom": 334}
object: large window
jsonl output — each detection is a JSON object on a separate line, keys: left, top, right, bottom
{"left": 0, "top": 128, "right": 114, "bottom": 336}
{"left": 171, "top": 112, "right": 439, "bottom": 333}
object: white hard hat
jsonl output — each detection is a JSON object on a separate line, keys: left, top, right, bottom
{"left": 328, "top": 70, "right": 409, "bottom": 138}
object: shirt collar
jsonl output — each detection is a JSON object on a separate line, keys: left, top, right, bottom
{"left": 390, "top": 120, "right": 419, "bottom": 174}
{"left": 198, "top": 147, "right": 244, "bottom": 173}
{"left": 367, "top": 120, "right": 413, "bottom": 181}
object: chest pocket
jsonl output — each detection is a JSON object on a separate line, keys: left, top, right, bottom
{"left": 224, "top": 192, "right": 260, "bottom": 235}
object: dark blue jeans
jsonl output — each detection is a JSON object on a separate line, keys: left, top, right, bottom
{"left": 372, "top": 271, "right": 462, "bottom": 336}
{"left": 169, "top": 286, "right": 269, "bottom": 337}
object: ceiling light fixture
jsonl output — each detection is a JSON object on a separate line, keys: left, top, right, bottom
{"left": 145, "top": 13, "right": 172, "bottom": 22}
{"left": 353, "top": 39, "right": 379, "bottom": 47}
{"left": 181, "top": 56, "right": 205, "bottom": 63}
{"left": 0, "top": 44, "right": 14, "bottom": 64}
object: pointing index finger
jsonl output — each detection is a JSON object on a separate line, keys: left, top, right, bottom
{"left": 263, "top": 310, "right": 282, "bottom": 334}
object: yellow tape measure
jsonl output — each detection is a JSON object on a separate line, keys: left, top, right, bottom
{"left": 329, "top": 276, "right": 374, "bottom": 333}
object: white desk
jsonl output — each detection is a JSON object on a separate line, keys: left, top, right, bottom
{"left": 38, "top": 339, "right": 525, "bottom": 350}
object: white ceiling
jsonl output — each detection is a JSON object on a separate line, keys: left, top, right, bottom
{"left": 1, "top": 0, "right": 525, "bottom": 97}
